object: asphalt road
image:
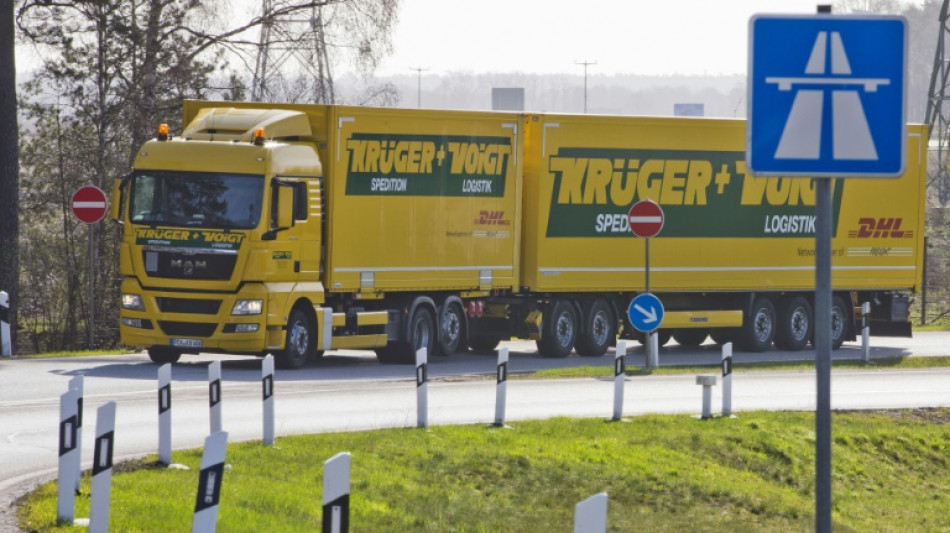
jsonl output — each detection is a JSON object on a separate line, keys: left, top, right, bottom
{"left": 1, "top": 332, "right": 949, "bottom": 530}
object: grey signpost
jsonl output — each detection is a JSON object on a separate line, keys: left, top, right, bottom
{"left": 748, "top": 10, "right": 906, "bottom": 533}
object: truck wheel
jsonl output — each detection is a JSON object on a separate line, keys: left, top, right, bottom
{"left": 437, "top": 301, "right": 465, "bottom": 356}
{"left": 575, "top": 300, "right": 614, "bottom": 357}
{"left": 775, "top": 296, "right": 812, "bottom": 351}
{"left": 830, "top": 295, "right": 848, "bottom": 350}
{"left": 537, "top": 300, "right": 577, "bottom": 358}
{"left": 738, "top": 296, "right": 775, "bottom": 352}
{"left": 379, "top": 306, "right": 436, "bottom": 364}
{"left": 148, "top": 346, "right": 181, "bottom": 364}
{"left": 672, "top": 329, "right": 708, "bottom": 347}
{"left": 276, "top": 308, "right": 314, "bottom": 369}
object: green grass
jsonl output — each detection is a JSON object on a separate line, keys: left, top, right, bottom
{"left": 18, "top": 410, "right": 950, "bottom": 532}
{"left": 13, "top": 349, "right": 133, "bottom": 360}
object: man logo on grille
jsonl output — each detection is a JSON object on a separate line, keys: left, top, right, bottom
{"left": 766, "top": 31, "right": 889, "bottom": 162}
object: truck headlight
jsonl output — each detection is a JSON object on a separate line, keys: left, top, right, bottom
{"left": 231, "top": 299, "right": 263, "bottom": 315}
{"left": 121, "top": 293, "right": 145, "bottom": 311}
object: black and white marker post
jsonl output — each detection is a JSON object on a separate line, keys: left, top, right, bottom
{"left": 0, "top": 290, "right": 10, "bottom": 356}
{"left": 862, "top": 302, "right": 871, "bottom": 363}
{"left": 88, "top": 401, "right": 117, "bottom": 533}
{"left": 262, "top": 355, "right": 275, "bottom": 445}
{"left": 56, "top": 388, "right": 80, "bottom": 523}
{"left": 574, "top": 492, "right": 608, "bottom": 533}
{"left": 68, "top": 374, "right": 84, "bottom": 493}
{"left": 494, "top": 347, "right": 509, "bottom": 427}
{"left": 722, "top": 342, "right": 733, "bottom": 417}
{"left": 612, "top": 341, "right": 627, "bottom": 421}
{"left": 158, "top": 363, "right": 172, "bottom": 465}
{"left": 322, "top": 452, "right": 351, "bottom": 533}
{"left": 416, "top": 348, "right": 428, "bottom": 429}
{"left": 208, "top": 360, "right": 222, "bottom": 434}
{"left": 192, "top": 431, "right": 229, "bottom": 533}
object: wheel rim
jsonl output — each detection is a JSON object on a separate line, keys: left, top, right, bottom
{"left": 831, "top": 305, "right": 845, "bottom": 341}
{"left": 590, "top": 310, "right": 610, "bottom": 347}
{"left": 442, "top": 308, "right": 461, "bottom": 344}
{"left": 556, "top": 311, "right": 574, "bottom": 347}
{"left": 754, "top": 307, "right": 773, "bottom": 343}
{"left": 790, "top": 306, "right": 810, "bottom": 342}
{"left": 288, "top": 319, "right": 309, "bottom": 360}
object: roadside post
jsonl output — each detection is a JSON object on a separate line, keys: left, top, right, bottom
{"left": 71, "top": 185, "right": 108, "bottom": 349}
{"left": 56, "top": 388, "right": 80, "bottom": 523}
{"left": 696, "top": 375, "right": 717, "bottom": 420}
{"left": 612, "top": 341, "right": 627, "bottom": 421}
{"left": 574, "top": 492, "right": 608, "bottom": 533}
{"left": 68, "top": 374, "right": 84, "bottom": 493}
{"left": 262, "top": 355, "right": 275, "bottom": 445}
{"left": 748, "top": 9, "right": 907, "bottom": 533}
{"left": 158, "top": 363, "right": 172, "bottom": 465}
{"left": 322, "top": 452, "right": 352, "bottom": 533}
{"left": 0, "top": 290, "right": 10, "bottom": 356}
{"left": 416, "top": 348, "right": 428, "bottom": 429}
{"left": 627, "top": 199, "right": 664, "bottom": 369}
{"left": 494, "top": 347, "right": 509, "bottom": 427}
{"left": 722, "top": 342, "right": 734, "bottom": 417}
{"left": 208, "top": 360, "right": 222, "bottom": 434}
{"left": 88, "top": 401, "right": 117, "bottom": 533}
{"left": 862, "top": 302, "right": 871, "bottom": 363}
{"left": 192, "top": 431, "right": 229, "bottom": 533}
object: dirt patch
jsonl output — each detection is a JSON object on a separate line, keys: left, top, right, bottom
{"left": 840, "top": 407, "right": 950, "bottom": 425}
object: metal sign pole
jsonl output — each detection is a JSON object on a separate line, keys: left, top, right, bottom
{"left": 87, "top": 225, "right": 94, "bottom": 349}
{"left": 815, "top": 177, "right": 833, "bottom": 533}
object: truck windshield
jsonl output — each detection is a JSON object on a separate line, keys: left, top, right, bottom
{"left": 129, "top": 171, "right": 264, "bottom": 229}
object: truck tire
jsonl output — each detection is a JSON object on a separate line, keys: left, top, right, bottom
{"left": 378, "top": 306, "right": 436, "bottom": 364}
{"left": 275, "top": 308, "right": 314, "bottom": 369}
{"left": 575, "top": 300, "right": 614, "bottom": 357}
{"left": 672, "top": 329, "right": 708, "bottom": 347}
{"left": 148, "top": 346, "right": 182, "bottom": 364}
{"left": 437, "top": 301, "right": 465, "bottom": 356}
{"left": 830, "top": 295, "right": 848, "bottom": 350}
{"left": 775, "top": 296, "right": 812, "bottom": 351}
{"left": 537, "top": 300, "right": 577, "bottom": 358}
{"left": 738, "top": 296, "right": 775, "bottom": 352}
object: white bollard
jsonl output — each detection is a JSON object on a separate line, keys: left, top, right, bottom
{"left": 88, "top": 401, "right": 117, "bottom": 533}
{"left": 0, "top": 290, "right": 10, "bottom": 356}
{"left": 574, "top": 492, "right": 608, "bottom": 533}
{"left": 721, "top": 342, "right": 733, "bottom": 417}
{"left": 862, "top": 301, "right": 871, "bottom": 363}
{"left": 262, "top": 355, "right": 275, "bottom": 445}
{"left": 494, "top": 347, "right": 509, "bottom": 427}
{"left": 416, "top": 348, "right": 428, "bottom": 429}
{"left": 68, "top": 374, "right": 84, "bottom": 493}
{"left": 208, "top": 361, "right": 222, "bottom": 434}
{"left": 191, "top": 431, "right": 229, "bottom": 533}
{"left": 158, "top": 363, "right": 172, "bottom": 465}
{"left": 322, "top": 452, "right": 351, "bottom": 533}
{"left": 696, "top": 375, "right": 717, "bottom": 420}
{"left": 57, "top": 388, "right": 80, "bottom": 523}
{"left": 612, "top": 342, "right": 627, "bottom": 421}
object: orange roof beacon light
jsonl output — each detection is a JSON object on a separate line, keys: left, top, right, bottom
{"left": 254, "top": 128, "right": 265, "bottom": 146}
{"left": 157, "top": 123, "right": 169, "bottom": 141}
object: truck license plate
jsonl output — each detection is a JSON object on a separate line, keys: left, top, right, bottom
{"left": 171, "top": 338, "right": 203, "bottom": 348}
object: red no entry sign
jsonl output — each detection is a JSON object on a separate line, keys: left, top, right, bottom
{"left": 628, "top": 199, "right": 664, "bottom": 238}
{"left": 72, "top": 185, "right": 109, "bottom": 224}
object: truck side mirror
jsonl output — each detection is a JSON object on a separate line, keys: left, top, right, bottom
{"left": 276, "top": 185, "right": 295, "bottom": 229}
{"left": 110, "top": 176, "right": 126, "bottom": 224}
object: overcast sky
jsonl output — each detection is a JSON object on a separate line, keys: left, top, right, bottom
{"left": 375, "top": 0, "right": 832, "bottom": 77}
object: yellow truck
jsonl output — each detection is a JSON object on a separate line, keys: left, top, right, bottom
{"left": 112, "top": 102, "right": 926, "bottom": 367}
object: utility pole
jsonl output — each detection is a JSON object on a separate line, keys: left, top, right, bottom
{"left": 575, "top": 60, "right": 597, "bottom": 113}
{"left": 410, "top": 67, "right": 429, "bottom": 108}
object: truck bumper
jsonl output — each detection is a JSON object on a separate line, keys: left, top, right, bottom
{"left": 118, "top": 278, "right": 280, "bottom": 354}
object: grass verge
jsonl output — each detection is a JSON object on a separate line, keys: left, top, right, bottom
{"left": 18, "top": 409, "right": 950, "bottom": 532}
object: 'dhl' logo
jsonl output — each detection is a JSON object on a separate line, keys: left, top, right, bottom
{"left": 848, "top": 218, "right": 912, "bottom": 239}
{"left": 475, "top": 210, "right": 511, "bottom": 226}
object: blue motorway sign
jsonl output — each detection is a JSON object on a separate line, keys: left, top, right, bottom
{"left": 747, "top": 15, "right": 906, "bottom": 177}
{"left": 627, "top": 293, "right": 664, "bottom": 333}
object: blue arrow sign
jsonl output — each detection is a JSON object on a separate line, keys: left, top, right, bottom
{"left": 627, "top": 293, "right": 664, "bottom": 333}
{"left": 747, "top": 15, "right": 906, "bottom": 177}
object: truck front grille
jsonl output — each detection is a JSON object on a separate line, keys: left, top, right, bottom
{"left": 158, "top": 321, "right": 217, "bottom": 337}
{"left": 156, "top": 297, "right": 222, "bottom": 315}
{"left": 143, "top": 249, "right": 237, "bottom": 281}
